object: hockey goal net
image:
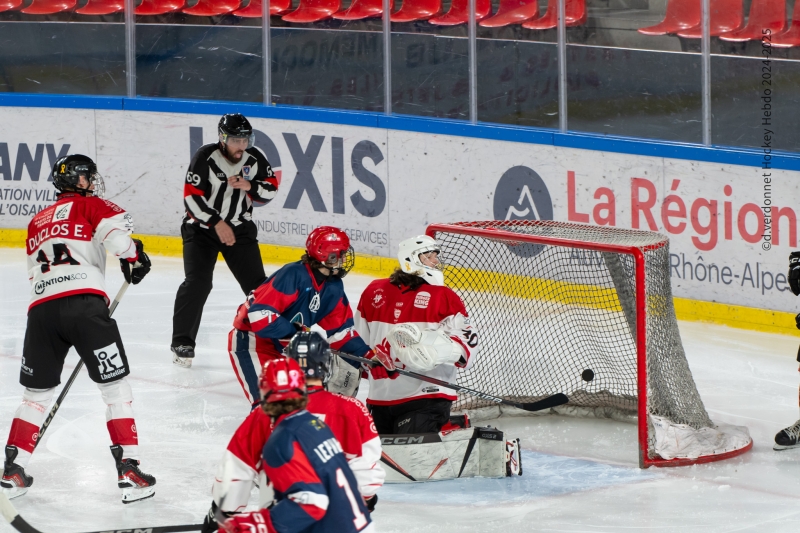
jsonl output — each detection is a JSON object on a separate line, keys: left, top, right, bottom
{"left": 427, "top": 220, "right": 752, "bottom": 468}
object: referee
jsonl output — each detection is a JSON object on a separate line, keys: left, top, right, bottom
{"left": 171, "top": 113, "right": 279, "bottom": 368}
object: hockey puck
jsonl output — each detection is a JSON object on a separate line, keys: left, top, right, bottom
{"left": 581, "top": 369, "right": 595, "bottom": 382}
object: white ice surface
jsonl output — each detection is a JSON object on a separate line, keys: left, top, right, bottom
{"left": 1, "top": 247, "right": 800, "bottom": 532}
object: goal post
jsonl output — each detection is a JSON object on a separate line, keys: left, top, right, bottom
{"left": 426, "top": 220, "right": 752, "bottom": 468}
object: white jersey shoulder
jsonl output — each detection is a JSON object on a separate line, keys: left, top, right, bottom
{"left": 26, "top": 194, "right": 137, "bottom": 309}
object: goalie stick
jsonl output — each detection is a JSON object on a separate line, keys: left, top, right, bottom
{"left": 33, "top": 282, "right": 130, "bottom": 451}
{"left": 0, "top": 491, "right": 202, "bottom": 533}
{"left": 332, "top": 350, "right": 569, "bottom": 412}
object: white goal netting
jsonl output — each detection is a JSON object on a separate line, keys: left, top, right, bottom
{"left": 430, "top": 220, "right": 751, "bottom": 467}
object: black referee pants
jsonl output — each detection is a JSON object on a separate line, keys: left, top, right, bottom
{"left": 171, "top": 221, "right": 266, "bottom": 349}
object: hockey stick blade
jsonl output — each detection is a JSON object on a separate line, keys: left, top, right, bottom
{"left": 2, "top": 491, "right": 202, "bottom": 533}
{"left": 332, "top": 350, "right": 569, "bottom": 413}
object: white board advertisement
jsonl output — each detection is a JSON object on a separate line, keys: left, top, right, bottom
{"left": 0, "top": 106, "right": 795, "bottom": 312}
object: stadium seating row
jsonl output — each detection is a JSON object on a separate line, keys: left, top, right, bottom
{"left": 0, "top": 0, "right": 797, "bottom": 46}
{"left": 639, "top": 0, "right": 800, "bottom": 47}
{"left": 0, "top": 0, "right": 585, "bottom": 25}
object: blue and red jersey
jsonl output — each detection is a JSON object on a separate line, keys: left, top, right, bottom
{"left": 264, "top": 410, "right": 374, "bottom": 533}
{"left": 233, "top": 261, "right": 370, "bottom": 360}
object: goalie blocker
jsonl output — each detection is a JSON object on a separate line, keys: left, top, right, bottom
{"left": 379, "top": 426, "right": 521, "bottom": 482}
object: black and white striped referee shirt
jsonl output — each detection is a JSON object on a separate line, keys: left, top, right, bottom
{"left": 183, "top": 143, "right": 278, "bottom": 228}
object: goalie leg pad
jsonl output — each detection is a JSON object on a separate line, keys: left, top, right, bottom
{"left": 380, "top": 427, "right": 513, "bottom": 483}
{"left": 327, "top": 353, "right": 361, "bottom": 397}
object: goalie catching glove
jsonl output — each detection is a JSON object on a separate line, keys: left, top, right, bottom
{"left": 120, "top": 238, "right": 151, "bottom": 285}
{"left": 387, "top": 323, "right": 464, "bottom": 373}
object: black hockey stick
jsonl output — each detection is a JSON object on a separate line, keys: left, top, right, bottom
{"left": 0, "top": 491, "right": 201, "bottom": 533}
{"left": 33, "top": 282, "right": 131, "bottom": 451}
{"left": 332, "top": 350, "right": 569, "bottom": 412}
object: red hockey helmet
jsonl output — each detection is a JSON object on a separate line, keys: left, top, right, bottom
{"left": 305, "top": 226, "right": 355, "bottom": 277}
{"left": 259, "top": 357, "right": 307, "bottom": 403}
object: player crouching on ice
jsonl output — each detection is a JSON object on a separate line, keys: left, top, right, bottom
{"left": 0, "top": 155, "right": 155, "bottom": 503}
{"left": 355, "top": 235, "right": 522, "bottom": 480}
{"left": 216, "top": 356, "right": 375, "bottom": 533}
{"left": 202, "top": 331, "right": 384, "bottom": 533}
{"left": 228, "top": 226, "right": 372, "bottom": 407}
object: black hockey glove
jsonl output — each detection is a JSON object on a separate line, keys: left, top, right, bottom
{"left": 201, "top": 501, "right": 234, "bottom": 533}
{"left": 789, "top": 251, "right": 800, "bottom": 296}
{"left": 120, "top": 239, "right": 151, "bottom": 285}
{"left": 364, "top": 494, "right": 378, "bottom": 513}
{"left": 795, "top": 312, "right": 800, "bottom": 330}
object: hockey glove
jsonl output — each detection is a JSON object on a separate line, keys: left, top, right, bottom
{"left": 366, "top": 349, "right": 399, "bottom": 381}
{"left": 364, "top": 494, "right": 378, "bottom": 513}
{"left": 789, "top": 251, "right": 800, "bottom": 296}
{"left": 201, "top": 501, "right": 233, "bottom": 533}
{"left": 795, "top": 312, "right": 800, "bottom": 330}
{"left": 120, "top": 239, "right": 151, "bottom": 285}
{"left": 220, "top": 509, "right": 276, "bottom": 533}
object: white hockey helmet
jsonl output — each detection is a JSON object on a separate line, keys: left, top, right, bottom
{"left": 397, "top": 235, "right": 444, "bottom": 286}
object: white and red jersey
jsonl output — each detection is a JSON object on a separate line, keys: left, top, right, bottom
{"left": 212, "top": 386, "right": 384, "bottom": 514}
{"left": 355, "top": 279, "right": 479, "bottom": 406}
{"left": 25, "top": 192, "right": 138, "bottom": 311}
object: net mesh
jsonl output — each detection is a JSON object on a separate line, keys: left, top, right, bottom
{"left": 432, "top": 220, "right": 713, "bottom": 433}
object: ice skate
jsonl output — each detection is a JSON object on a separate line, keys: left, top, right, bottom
{"left": 505, "top": 438, "right": 522, "bottom": 476}
{"left": 171, "top": 345, "right": 195, "bottom": 368}
{"left": 0, "top": 445, "right": 33, "bottom": 499}
{"left": 774, "top": 419, "right": 800, "bottom": 450}
{"left": 110, "top": 445, "right": 156, "bottom": 503}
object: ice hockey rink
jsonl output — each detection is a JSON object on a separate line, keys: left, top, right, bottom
{"left": 2, "top": 246, "right": 800, "bottom": 533}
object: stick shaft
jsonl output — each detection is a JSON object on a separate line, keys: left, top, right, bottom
{"left": 332, "top": 350, "right": 567, "bottom": 412}
{"left": 34, "top": 282, "right": 130, "bottom": 450}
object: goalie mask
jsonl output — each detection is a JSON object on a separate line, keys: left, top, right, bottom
{"left": 259, "top": 357, "right": 307, "bottom": 404}
{"left": 306, "top": 226, "right": 355, "bottom": 278}
{"left": 398, "top": 235, "right": 444, "bottom": 286}
{"left": 285, "top": 331, "right": 332, "bottom": 383}
{"left": 52, "top": 154, "right": 105, "bottom": 198}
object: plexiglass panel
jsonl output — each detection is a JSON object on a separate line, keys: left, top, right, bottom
{"left": 0, "top": 11, "right": 125, "bottom": 95}
{"left": 710, "top": 0, "right": 800, "bottom": 152}
{"left": 136, "top": 14, "right": 262, "bottom": 102}
{"left": 391, "top": 6, "right": 470, "bottom": 119}
{"left": 566, "top": 0, "right": 702, "bottom": 143}
{"left": 271, "top": 20, "right": 384, "bottom": 110}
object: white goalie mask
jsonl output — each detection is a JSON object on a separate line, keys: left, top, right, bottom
{"left": 397, "top": 235, "right": 445, "bottom": 286}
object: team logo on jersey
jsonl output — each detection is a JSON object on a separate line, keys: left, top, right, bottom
{"left": 414, "top": 292, "right": 431, "bottom": 309}
{"left": 242, "top": 165, "right": 252, "bottom": 181}
{"left": 372, "top": 289, "right": 385, "bottom": 308}
{"left": 309, "top": 292, "right": 321, "bottom": 313}
{"left": 51, "top": 202, "right": 73, "bottom": 223}
{"left": 394, "top": 309, "right": 401, "bottom": 320}
{"left": 95, "top": 342, "right": 125, "bottom": 381}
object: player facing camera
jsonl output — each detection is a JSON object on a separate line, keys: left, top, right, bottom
{"left": 52, "top": 154, "right": 106, "bottom": 198}
{"left": 218, "top": 113, "right": 255, "bottom": 164}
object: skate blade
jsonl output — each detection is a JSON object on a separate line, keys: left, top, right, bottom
{"left": 121, "top": 486, "right": 155, "bottom": 504}
{"left": 172, "top": 354, "right": 193, "bottom": 368}
{"left": 0, "top": 485, "right": 29, "bottom": 499}
{"left": 773, "top": 443, "right": 800, "bottom": 450}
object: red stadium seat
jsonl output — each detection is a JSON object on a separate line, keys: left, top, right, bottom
{"left": 0, "top": 0, "right": 23, "bottom": 11}
{"left": 233, "top": 0, "right": 291, "bottom": 17}
{"left": 390, "top": 0, "right": 440, "bottom": 22}
{"left": 182, "top": 0, "right": 240, "bottom": 15}
{"left": 428, "top": 0, "right": 490, "bottom": 25}
{"left": 772, "top": 0, "right": 800, "bottom": 47}
{"left": 719, "top": 0, "right": 785, "bottom": 41}
{"left": 135, "top": 0, "right": 184, "bottom": 14}
{"left": 332, "top": 0, "right": 381, "bottom": 19}
{"left": 20, "top": 0, "right": 76, "bottom": 13}
{"left": 282, "top": 0, "right": 339, "bottom": 22}
{"left": 75, "top": 0, "right": 124, "bottom": 14}
{"left": 479, "top": 0, "right": 538, "bottom": 28}
{"left": 675, "top": 0, "right": 743, "bottom": 38}
{"left": 638, "top": 0, "right": 698, "bottom": 35}
{"left": 521, "top": 0, "right": 585, "bottom": 30}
